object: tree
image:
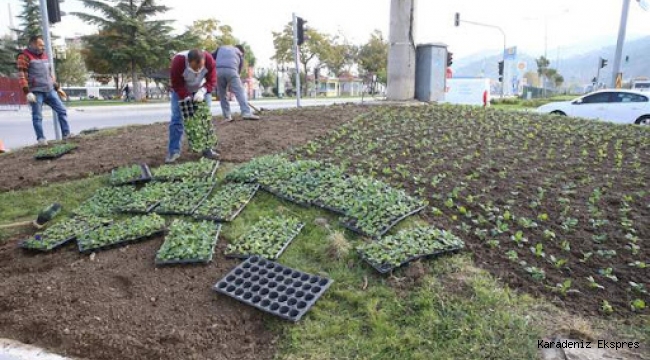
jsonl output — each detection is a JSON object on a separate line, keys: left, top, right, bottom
{"left": 358, "top": 30, "right": 388, "bottom": 92}
{"left": 320, "top": 36, "right": 357, "bottom": 77}
{"left": 257, "top": 68, "right": 277, "bottom": 90}
{"left": 74, "top": 0, "right": 175, "bottom": 100}
{"left": 272, "top": 22, "right": 328, "bottom": 74}
{"left": 554, "top": 74, "right": 564, "bottom": 88}
{"left": 186, "top": 18, "right": 239, "bottom": 51}
{"left": 0, "top": 36, "right": 16, "bottom": 76}
{"left": 81, "top": 30, "right": 127, "bottom": 91}
{"left": 536, "top": 56, "right": 551, "bottom": 88}
{"left": 523, "top": 71, "right": 540, "bottom": 87}
{"left": 13, "top": 0, "right": 42, "bottom": 45}
{"left": 56, "top": 48, "right": 87, "bottom": 86}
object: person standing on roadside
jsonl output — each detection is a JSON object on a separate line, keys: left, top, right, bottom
{"left": 166, "top": 49, "right": 218, "bottom": 163}
{"left": 213, "top": 45, "right": 259, "bottom": 121}
{"left": 17, "top": 35, "right": 70, "bottom": 145}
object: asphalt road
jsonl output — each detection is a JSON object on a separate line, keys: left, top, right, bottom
{"left": 0, "top": 98, "right": 362, "bottom": 150}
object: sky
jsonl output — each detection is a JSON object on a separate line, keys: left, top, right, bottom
{"left": 1, "top": 0, "right": 649, "bottom": 69}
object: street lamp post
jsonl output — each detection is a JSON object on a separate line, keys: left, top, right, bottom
{"left": 611, "top": 0, "right": 631, "bottom": 88}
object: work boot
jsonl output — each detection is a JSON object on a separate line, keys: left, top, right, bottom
{"left": 202, "top": 149, "right": 219, "bottom": 160}
{"left": 224, "top": 116, "right": 233, "bottom": 122}
{"left": 37, "top": 139, "right": 48, "bottom": 146}
{"left": 165, "top": 153, "right": 181, "bottom": 164}
{"left": 242, "top": 113, "right": 260, "bottom": 120}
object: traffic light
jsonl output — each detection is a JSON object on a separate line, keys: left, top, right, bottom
{"left": 297, "top": 17, "right": 307, "bottom": 46}
{"left": 447, "top": 52, "right": 453, "bottom": 67}
{"left": 47, "top": 0, "right": 62, "bottom": 24}
{"left": 600, "top": 58, "right": 608, "bottom": 69}
{"left": 454, "top": 13, "right": 460, "bottom": 27}
{"left": 498, "top": 61, "right": 504, "bottom": 82}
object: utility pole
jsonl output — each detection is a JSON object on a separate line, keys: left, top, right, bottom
{"left": 38, "top": 0, "right": 62, "bottom": 140}
{"left": 611, "top": 0, "right": 631, "bottom": 88}
{"left": 292, "top": 13, "right": 301, "bottom": 107}
{"left": 387, "top": 0, "right": 417, "bottom": 101}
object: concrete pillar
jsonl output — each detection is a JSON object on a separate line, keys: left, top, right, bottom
{"left": 387, "top": 0, "right": 417, "bottom": 101}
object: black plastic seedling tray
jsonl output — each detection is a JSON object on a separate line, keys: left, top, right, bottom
{"left": 155, "top": 224, "right": 222, "bottom": 266}
{"left": 19, "top": 221, "right": 113, "bottom": 252}
{"left": 194, "top": 184, "right": 259, "bottom": 222}
{"left": 111, "top": 164, "right": 153, "bottom": 186}
{"left": 78, "top": 230, "right": 166, "bottom": 254}
{"left": 260, "top": 185, "right": 311, "bottom": 208}
{"left": 155, "top": 182, "right": 217, "bottom": 216}
{"left": 213, "top": 256, "right": 333, "bottom": 322}
{"left": 310, "top": 199, "right": 348, "bottom": 216}
{"left": 118, "top": 202, "right": 160, "bottom": 215}
{"left": 34, "top": 146, "right": 78, "bottom": 160}
{"left": 359, "top": 248, "right": 463, "bottom": 274}
{"left": 225, "top": 223, "right": 305, "bottom": 260}
{"left": 340, "top": 206, "right": 426, "bottom": 239}
{"left": 153, "top": 160, "right": 220, "bottom": 182}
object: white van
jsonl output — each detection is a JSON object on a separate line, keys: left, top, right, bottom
{"left": 632, "top": 80, "right": 650, "bottom": 93}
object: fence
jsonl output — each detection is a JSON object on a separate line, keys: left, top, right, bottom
{"left": 0, "top": 77, "right": 26, "bottom": 111}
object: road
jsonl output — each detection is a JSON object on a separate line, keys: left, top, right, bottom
{"left": 0, "top": 98, "right": 362, "bottom": 150}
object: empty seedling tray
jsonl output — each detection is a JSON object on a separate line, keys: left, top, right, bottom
{"left": 213, "top": 256, "right": 333, "bottom": 322}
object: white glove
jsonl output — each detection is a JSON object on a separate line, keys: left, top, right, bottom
{"left": 26, "top": 92, "right": 36, "bottom": 103}
{"left": 193, "top": 88, "right": 207, "bottom": 102}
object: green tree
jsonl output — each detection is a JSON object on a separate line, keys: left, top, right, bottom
{"left": 186, "top": 18, "right": 239, "bottom": 51}
{"left": 554, "top": 74, "right": 564, "bottom": 88}
{"left": 74, "top": 0, "right": 174, "bottom": 100}
{"left": 13, "top": 0, "right": 42, "bottom": 45}
{"left": 320, "top": 36, "right": 357, "bottom": 77}
{"left": 272, "top": 22, "right": 328, "bottom": 74}
{"left": 536, "top": 56, "right": 551, "bottom": 88}
{"left": 257, "top": 68, "right": 277, "bottom": 91}
{"left": 358, "top": 30, "right": 388, "bottom": 92}
{"left": 0, "top": 36, "right": 16, "bottom": 76}
{"left": 56, "top": 48, "right": 88, "bottom": 86}
{"left": 81, "top": 29, "right": 127, "bottom": 92}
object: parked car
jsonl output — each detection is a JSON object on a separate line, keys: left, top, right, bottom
{"left": 632, "top": 80, "right": 650, "bottom": 93}
{"left": 536, "top": 89, "right": 650, "bottom": 125}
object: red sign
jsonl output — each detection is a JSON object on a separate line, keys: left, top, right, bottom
{"left": 446, "top": 67, "right": 453, "bottom": 79}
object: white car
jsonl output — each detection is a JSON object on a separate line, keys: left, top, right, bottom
{"left": 536, "top": 90, "right": 650, "bottom": 125}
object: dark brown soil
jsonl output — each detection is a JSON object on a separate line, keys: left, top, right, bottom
{"left": 289, "top": 105, "right": 650, "bottom": 317}
{"left": 0, "top": 104, "right": 368, "bottom": 192}
{"left": 0, "top": 236, "right": 276, "bottom": 360}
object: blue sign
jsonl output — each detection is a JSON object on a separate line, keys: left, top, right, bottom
{"left": 504, "top": 47, "right": 517, "bottom": 60}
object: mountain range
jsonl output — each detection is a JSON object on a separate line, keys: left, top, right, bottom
{"left": 453, "top": 36, "right": 650, "bottom": 86}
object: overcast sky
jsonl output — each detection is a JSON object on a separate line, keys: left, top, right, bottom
{"left": 2, "top": 0, "right": 649, "bottom": 68}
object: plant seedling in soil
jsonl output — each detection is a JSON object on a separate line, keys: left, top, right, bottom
{"left": 601, "top": 300, "right": 614, "bottom": 315}
{"left": 599, "top": 268, "right": 618, "bottom": 282}
{"left": 630, "top": 299, "right": 645, "bottom": 312}
{"left": 225, "top": 216, "right": 304, "bottom": 260}
{"left": 156, "top": 220, "right": 220, "bottom": 263}
{"left": 628, "top": 282, "right": 647, "bottom": 294}
{"left": 357, "top": 226, "right": 464, "bottom": 271}
{"left": 118, "top": 182, "right": 177, "bottom": 213}
{"left": 587, "top": 276, "right": 605, "bottom": 290}
{"left": 525, "top": 266, "right": 546, "bottom": 281}
{"left": 628, "top": 261, "right": 646, "bottom": 269}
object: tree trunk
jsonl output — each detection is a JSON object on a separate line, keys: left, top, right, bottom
{"left": 114, "top": 75, "right": 120, "bottom": 99}
{"left": 131, "top": 59, "right": 140, "bottom": 101}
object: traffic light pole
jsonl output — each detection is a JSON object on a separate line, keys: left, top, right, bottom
{"left": 611, "top": 0, "right": 631, "bottom": 88}
{"left": 596, "top": 58, "right": 602, "bottom": 89}
{"left": 38, "top": 0, "right": 62, "bottom": 140}
{"left": 456, "top": 19, "right": 506, "bottom": 98}
{"left": 292, "top": 13, "right": 301, "bottom": 108}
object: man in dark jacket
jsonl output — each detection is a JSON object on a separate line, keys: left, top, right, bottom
{"left": 17, "top": 35, "right": 70, "bottom": 145}
{"left": 167, "top": 49, "right": 218, "bottom": 163}
{"left": 213, "top": 45, "right": 259, "bottom": 121}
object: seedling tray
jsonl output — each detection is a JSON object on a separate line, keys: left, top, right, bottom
{"left": 225, "top": 223, "right": 305, "bottom": 260}
{"left": 78, "top": 230, "right": 165, "bottom": 254}
{"left": 153, "top": 160, "right": 220, "bottom": 182}
{"left": 359, "top": 248, "right": 463, "bottom": 274}
{"left": 155, "top": 182, "right": 217, "bottom": 216}
{"left": 111, "top": 164, "right": 153, "bottom": 186}
{"left": 155, "top": 224, "right": 221, "bottom": 266}
{"left": 340, "top": 205, "right": 426, "bottom": 239}
{"left": 19, "top": 220, "right": 113, "bottom": 252}
{"left": 34, "top": 144, "right": 78, "bottom": 160}
{"left": 118, "top": 202, "right": 160, "bottom": 215}
{"left": 311, "top": 199, "right": 348, "bottom": 216}
{"left": 260, "top": 185, "right": 311, "bottom": 208}
{"left": 194, "top": 184, "right": 259, "bottom": 222}
{"left": 213, "top": 256, "right": 333, "bottom": 322}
